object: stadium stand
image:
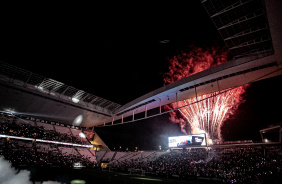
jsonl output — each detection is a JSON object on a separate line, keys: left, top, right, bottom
{"left": 37, "top": 121, "right": 54, "bottom": 131}
{"left": 59, "top": 147, "right": 79, "bottom": 156}
{"left": 0, "top": 113, "right": 90, "bottom": 144}
{"left": 70, "top": 128, "right": 89, "bottom": 144}
{"left": 88, "top": 149, "right": 96, "bottom": 157}
{"left": 0, "top": 112, "right": 97, "bottom": 169}
{"left": 1, "top": 111, "right": 281, "bottom": 183}
{"left": 77, "top": 148, "right": 97, "bottom": 162}
{"left": 95, "top": 150, "right": 106, "bottom": 162}
{"left": 36, "top": 143, "right": 57, "bottom": 153}
{"left": 0, "top": 139, "right": 97, "bottom": 168}
{"left": 103, "top": 151, "right": 115, "bottom": 161}
{"left": 115, "top": 152, "right": 140, "bottom": 162}
{"left": 1, "top": 113, "right": 282, "bottom": 183}
{"left": 17, "top": 118, "right": 35, "bottom": 126}
{"left": 54, "top": 125, "right": 72, "bottom": 135}
{"left": 107, "top": 147, "right": 282, "bottom": 183}
{"left": 113, "top": 151, "right": 127, "bottom": 161}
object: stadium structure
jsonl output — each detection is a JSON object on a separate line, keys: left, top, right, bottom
{"left": 1, "top": 1, "right": 281, "bottom": 125}
{"left": 1, "top": 0, "right": 282, "bottom": 137}
{"left": 0, "top": 0, "right": 282, "bottom": 183}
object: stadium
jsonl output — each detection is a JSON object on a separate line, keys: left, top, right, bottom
{"left": 1, "top": 0, "right": 282, "bottom": 183}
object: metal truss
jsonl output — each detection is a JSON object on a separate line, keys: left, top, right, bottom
{"left": 0, "top": 61, "right": 121, "bottom": 112}
{"left": 201, "top": 0, "right": 274, "bottom": 59}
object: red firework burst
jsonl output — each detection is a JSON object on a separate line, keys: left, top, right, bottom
{"left": 163, "top": 46, "right": 248, "bottom": 143}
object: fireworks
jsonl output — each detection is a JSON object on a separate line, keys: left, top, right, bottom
{"left": 164, "top": 46, "right": 247, "bottom": 143}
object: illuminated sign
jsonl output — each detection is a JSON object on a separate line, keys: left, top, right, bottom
{"left": 168, "top": 133, "right": 207, "bottom": 147}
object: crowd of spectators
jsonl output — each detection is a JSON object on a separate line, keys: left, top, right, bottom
{"left": 0, "top": 113, "right": 87, "bottom": 144}
{"left": 110, "top": 146, "right": 282, "bottom": 183}
{"left": 1, "top": 113, "right": 282, "bottom": 183}
{"left": 0, "top": 139, "right": 97, "bottom": 168}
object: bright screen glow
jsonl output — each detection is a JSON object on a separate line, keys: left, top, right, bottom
{"left": 168, "top": 133, "right": 207, "bottom": 148}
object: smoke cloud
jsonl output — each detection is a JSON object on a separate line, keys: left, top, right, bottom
{"left": 0, "top": 156, "right": 61, "bottom": 184}
{"left": 0, "top": 156, "right": 31, "bottom": 184}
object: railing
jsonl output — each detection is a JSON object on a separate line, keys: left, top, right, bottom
{"left": 0, "top": 61, "right": 121, "bottom": 112}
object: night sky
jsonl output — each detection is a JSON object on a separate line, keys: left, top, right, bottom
{"left": 1, "top": 2, "right": 282, "bottom": 150}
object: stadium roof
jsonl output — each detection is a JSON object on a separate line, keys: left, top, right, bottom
{"left": 201, "top": 0, "right": 274, "bottom": 59}
{"left": 109, "top": 0, "right": 282, "bottom": 126}
{"left": 0, "top": 61, "right": 121, "bottom": 113}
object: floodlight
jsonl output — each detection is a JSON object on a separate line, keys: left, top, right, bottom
{"left": 72, "top": 97, "right": 80, "bottom": 103}
{"left": 73, "top": 115, "right": 83, "bottom": 126}
{"left": 79, "top": 132, "right": 86, "bottom": 138}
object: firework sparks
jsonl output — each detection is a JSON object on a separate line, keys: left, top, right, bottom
{"left": 164, "top": 46, "right": 248, "bottom": 143}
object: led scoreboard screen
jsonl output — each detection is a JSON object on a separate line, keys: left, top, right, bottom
{"left": 168, "top": 133, "right": 207, "bottom": 148}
